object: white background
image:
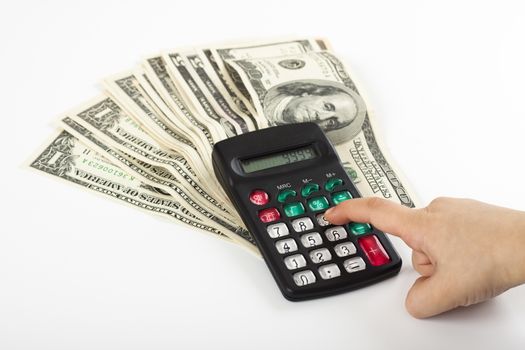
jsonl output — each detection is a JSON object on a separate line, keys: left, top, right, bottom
{"left": 1, "top": 0, "right": 525, "bottom": 349}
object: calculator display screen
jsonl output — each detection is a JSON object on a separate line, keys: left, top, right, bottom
{"left": 240, "top": 145, "right": 318, "bottom": 173}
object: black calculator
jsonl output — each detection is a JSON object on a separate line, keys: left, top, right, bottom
{"left": 212, "top": 123, "right": 401, "bottom": 301}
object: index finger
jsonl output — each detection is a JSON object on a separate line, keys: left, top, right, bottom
{"left": 323, "top": 197, "right": 423, "bottom": 250}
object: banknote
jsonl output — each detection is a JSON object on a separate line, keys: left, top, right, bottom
{"left": 28, "top": 130, "right": 233, "bottom": 241}
{"left": 226, "top": 51, "right": 414, "bottom": 206}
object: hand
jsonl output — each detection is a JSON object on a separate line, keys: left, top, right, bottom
{"left": 324, "top": 197, "right": 525, "bottom": 318}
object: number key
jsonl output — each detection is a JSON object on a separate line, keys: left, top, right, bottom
{"left": 300, "top": 232, "right": 323, "bottom": 247}
{"left": 291, "top": 217, "right": 314, "bottom": 232}
{"left": 293, "top": 270, "right": 316, "bottom": 286}
{"left": 275, "top": 238, "right": 298, "bottom": 254}
{"left": 284, "top": 254, "right": 307, "bottom": 270}
{"left": 334, "top": 242, "right": 356, "bottom": 257}
{"left": 309, "top": 248, "right": 332, "bottom": 264}
{"left": 266, "top": 222, "right": 289, "bottom": 238}
{"left": 324, "top": 226, "right": 348, "bottom": 241}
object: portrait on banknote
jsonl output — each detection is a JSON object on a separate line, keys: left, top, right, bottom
{"left": 262, "top": 79, "right": 366, "bottom": 144}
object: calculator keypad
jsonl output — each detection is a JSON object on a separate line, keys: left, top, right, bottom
{"left": 257, "top": 177, "right": 392, "bottom": 289}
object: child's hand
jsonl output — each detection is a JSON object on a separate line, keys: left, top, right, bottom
{"left": 324, "top": 197, "right": 525, "bottom": 318}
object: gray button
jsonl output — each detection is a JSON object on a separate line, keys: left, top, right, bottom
{"left": 334, "top": 242, "right": 356, "bottom": 257}
{"left": 318, "top": 263, "right": 341, "bottom": 279}
{"left": 293, "top": 270, "right": 316, "bottom": 286}
{"left": 266, "top": 222, "right": 289, "bottom": 238}
{"left": 316, "top": 213, "right": 330, "bottom": 227}
{"left": 275, "top": 238, "right": 298, "bottom": 254}
{"left": 291, "top": 217, "right": 314, "bottom": 232}
{"left": 300, "top": 232, "right": 323, "bottom": 248}
{"left": 324, "top": 226, "right": 348, "bottom": 241}
{"left": 284, "top": 254, "right": 307, "bottom": 270}
{"left": 344, "top": 257, "right": 366, "bottom": 273}
{"left": 309, "top": 248, "right": 332, "bottom": 264}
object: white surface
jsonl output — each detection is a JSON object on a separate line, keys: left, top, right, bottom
{"left": 1, "top": 0, "right": 525, "bottom": 349}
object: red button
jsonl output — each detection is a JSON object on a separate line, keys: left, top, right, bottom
{"left": 249, "top": 189, "right": 269, "bottom": 205}
{"left": 258, "top": 208, "right": 280, "bottom": 223}
{"left": 358, "top": 235, "right": 390, "bottom": 266}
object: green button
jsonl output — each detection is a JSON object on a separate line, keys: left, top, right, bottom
{"left": 307, "top": 196, "right": 330, "bottom": 211}
{"left": 277, "top": 189, "right": 297, "bottom": 203}
{"left": 331, "top": 191, "right": 353, "bottom": 205}
{"left": 324, "top": 178, "right": 344, "bottom": 192}
{"left": 348, "top": 222, "right": 372, "bottom": 235}
{"left": 301, "top": 183, "right": 320, "bottom": 198}
{"left": 283, "top": 202, "right": 305, "bottom": 217}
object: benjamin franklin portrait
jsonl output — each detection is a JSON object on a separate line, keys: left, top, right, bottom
{"left": 262, "top": 79, "right": 366, "bottom": 144}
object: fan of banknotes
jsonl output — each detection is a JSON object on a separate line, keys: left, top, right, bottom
{"left": 28, "top": 38, "right": 415, "bottom": 256}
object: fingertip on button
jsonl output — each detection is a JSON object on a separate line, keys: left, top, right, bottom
{"left": 324, "top": 208, "right": 334, "bottom": 218}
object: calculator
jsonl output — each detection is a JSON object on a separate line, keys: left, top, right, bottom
{"left": 212, "top": 122, "right": 402, "bottom": 301}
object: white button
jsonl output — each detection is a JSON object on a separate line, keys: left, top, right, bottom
{"left": 309, "top": 248, "right": 332, "bottom": 264}
{"left": 300, "top": 232, "right": 323, "bottom": 248}
{"left": 316, "top": 213, "right": 330, "bottom": 227}
{"left": 275, "top": 238, "right": 298, "bottom": 254}
{"left": 334, "top": 242, "right": 356, "bottom": 257}
{"left": 293, "top": 270, "right": 316, "bottom": 286}
{"left": 324, "top": 226, "right": 348, "bottom": 241}
{"left": 266, "top": 222, "right": 289, "bottom": 238}
{"left": 291, "top": 217, "right": 314, "bottom": 232}
{"left": 284, "top": 254, "right": 307, "bottom": 270}
{"left": 318, "top": 264, "right": 341, "bottom": 279}
{"left": 344, "top": 257, "right": 366, "bottom": 273}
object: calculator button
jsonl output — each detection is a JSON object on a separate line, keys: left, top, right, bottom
{"left": 334, "top": 242, "right": 357, "bottom": 257}
{"left": 315, "top": 213, "right": 330, "bottom": 227}
{"left": 249, "top": 189, "right": 269, "bottom": 205}
{"left": 283, "top": 202, "right": 306, "bottom": 217}
{"left": 300, "top": 232, "right": 323, "bottom": 248}
{"left": 301, "top": 183, "right": 320, "bottom": 197}
{"left": 307, "top": 196, "right": 330, "bottom": 211}
{"left": 358, "top": 235, "right": 390, "bottom": 266}
{"left": 318, "top": 264, "right": 341, "bottom": 279}
{"left": 284, "top": 254, "right": 307, "bottom": 270}
{"left": 293, "top": 270, "right": 316, "bottom": 286}
{"left": 344, "top": 257, "right": 366, "bottom": 273}
{"left": 275, "top": 238, "right": 298, "bottom": 254}
{"left": 325, "top": 178, "right": 344, "bottom": 192}
{"left": 258, "top": 207, "right": 280, "bottom": 223}
{"left": 277, "top": 188, "right": 297, "bottom": 203}
{"left": 331, "top": 190, "right": 353, "bottom": 205}
{"left": 324, "top": 226, "right": 348, "bottom": 241}
{"left": 348, "top": 222, "right": 372, "bottom": 235}
{"left": 309, "top": 248, "right": 332, "bottom": 264}
{"left": 291, "top": 217, "right": 314, "bottom": 232}
{"left": 266, "top": 222, "right": 289, "bottom": 238}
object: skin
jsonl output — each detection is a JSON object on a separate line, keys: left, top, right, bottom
{"left": 282, "top": 92, "right": 357, "bottom": 131}
{"left": 324, "top": 197, "right": 525, "bottom": 318}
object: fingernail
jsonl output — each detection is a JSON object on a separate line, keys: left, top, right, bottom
{"left": 325, "top": 208, "right": 334, "bottom": 216}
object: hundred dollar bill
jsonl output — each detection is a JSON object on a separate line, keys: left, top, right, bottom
{"left": 65, "top": 95, "right": 239, "bottom": 222}
{"left": 210, "top": 38, "right": 326, "bottom": 127}
{"left": 226, "top": 51, "right": 414, "bottom": 207}
{"left": 60, "top": 117, "right": 256, "bottom": 252}
{"left": 28, "top": 130, "right": 234, "bottom": 242}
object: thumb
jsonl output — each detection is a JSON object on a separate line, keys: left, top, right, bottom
{"left": 405, "top": 275, "right": 460, "bottom": 318}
